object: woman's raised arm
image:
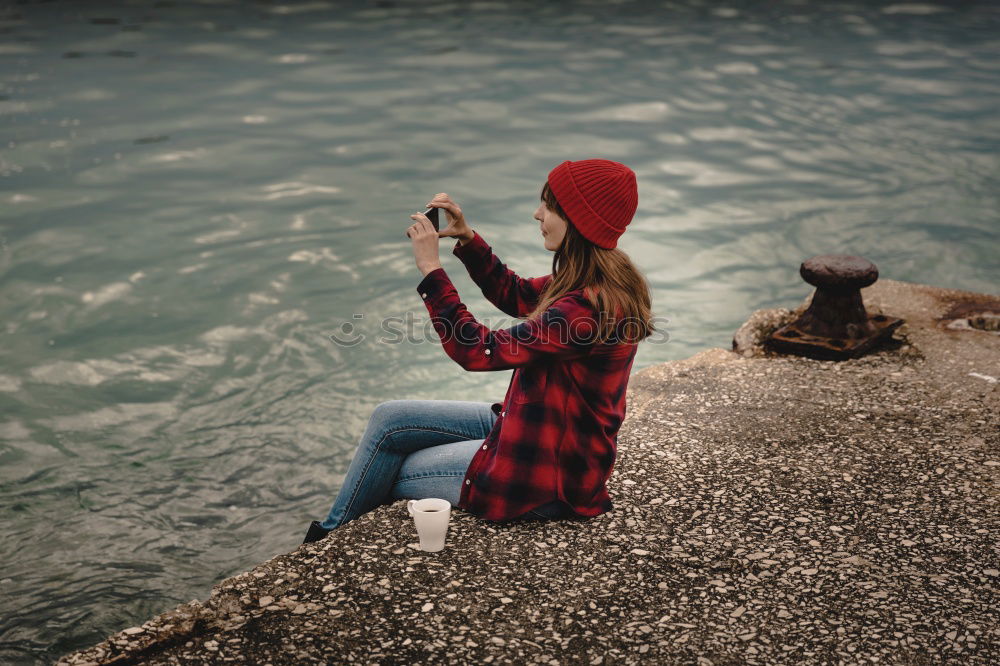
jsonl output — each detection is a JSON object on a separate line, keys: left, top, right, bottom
{"left": 428, "top": 194, "right": 550, "bottom": 319}
{"left": 450, "top": 230, "right": 551, "bottom": 319}
{"left": 416, "top": 267, "right": 594, "bottom": 371}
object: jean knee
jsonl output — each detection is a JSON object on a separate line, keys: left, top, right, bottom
{"left": 371, "top": 399, "right": 401, "bottom": 418}
{"left": 370, "top": 399, "right": 413, "bottom": 427}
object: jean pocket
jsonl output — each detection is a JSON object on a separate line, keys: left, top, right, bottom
{"left": 513, "top": 364, "right": 549, "bottom": 404}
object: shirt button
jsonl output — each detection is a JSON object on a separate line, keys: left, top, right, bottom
{"left": 421, "top": 292, "right": 427, "bottom": 299}
{"left": 484, "top": 348, "right": 491, "bottom": 355}
{"left": 465, "top": 479, "right": 471, "bottom": 485}
{"left": 481, "top": 444, "right": 487, "bottom": 450}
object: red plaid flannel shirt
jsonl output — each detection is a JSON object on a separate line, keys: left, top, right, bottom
{"left": 416, "top": 230, "right": 638, "bottom": 522}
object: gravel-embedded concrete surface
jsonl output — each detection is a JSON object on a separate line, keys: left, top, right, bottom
{"left": 59, "top": 279, "right": 999, "bottom": 665}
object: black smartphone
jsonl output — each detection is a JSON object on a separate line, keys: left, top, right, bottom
{"left": 406, "top": 206, "right": 440, "bottom": 238}
{"left": 424, "top": 206, "right": 440, "bottom": 231}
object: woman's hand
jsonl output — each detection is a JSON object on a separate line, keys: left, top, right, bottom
{"left": 426, "top": 193, "right": 473, "bottom": 242}
{"left": 407, "top": 213, "right": 442, "bottom": 276}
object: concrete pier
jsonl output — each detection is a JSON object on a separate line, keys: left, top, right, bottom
{"left": 59, "top": 279, "right": 999, "bottom": 665}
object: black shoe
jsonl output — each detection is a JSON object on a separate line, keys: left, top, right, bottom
{"left": 302, "top": 520, "right": 333, "bottom": 545}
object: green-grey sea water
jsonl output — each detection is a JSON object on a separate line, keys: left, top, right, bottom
{"left": 1, "top": 1, "right": 998, "bottom": 662}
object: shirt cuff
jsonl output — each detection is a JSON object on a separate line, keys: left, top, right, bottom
{"left": 416, "top": 266, "right": 451, "bottom": 307}
{"left": 452, "top": 230, "right": 490, "bottom": 260}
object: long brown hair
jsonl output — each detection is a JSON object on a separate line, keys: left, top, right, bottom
{"left": 525, "top": 182, "right": 655, "bottom": 346}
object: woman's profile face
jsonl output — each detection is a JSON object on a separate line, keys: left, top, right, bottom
{"left": 534, "top": 201, "right": 567, "bottom": 252}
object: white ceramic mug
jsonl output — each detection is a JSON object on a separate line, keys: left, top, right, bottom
{"left": 407, "top": 498, "right": 452, "bottom": 552}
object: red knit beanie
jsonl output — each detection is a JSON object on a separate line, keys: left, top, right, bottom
{"left": 546, "top": 159, "right": 638, "bottom": 250}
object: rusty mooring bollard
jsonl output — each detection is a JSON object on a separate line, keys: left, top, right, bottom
{"left": 765, "top": 255, "right": 904, "bottom": 360}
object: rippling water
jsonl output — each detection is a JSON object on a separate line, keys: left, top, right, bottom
{"left": 1, "top": 0, "right": 998, "bottom": 662}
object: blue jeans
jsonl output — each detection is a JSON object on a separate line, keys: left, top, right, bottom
{"left": 320, "top": 399, "right": 570, "bottom": 530}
